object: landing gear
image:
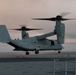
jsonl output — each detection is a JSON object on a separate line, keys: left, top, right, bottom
{"left": 35, "top": 50, "right": 39, "bottom": 54}
{"left": 58, "top": 51, "right": 61, "bottom": 53}
{"left": 25, "top": 51, "right": 29, "bottom": 55}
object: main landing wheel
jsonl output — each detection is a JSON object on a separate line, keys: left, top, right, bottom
{"left": 35, "top": 50, "right": 39, "bottom": 54}
{"left": 58, "top": 51, "right": 61, "bottom": 53}
{"left": 26, "top": 51, "right": 29, "bottom": 55}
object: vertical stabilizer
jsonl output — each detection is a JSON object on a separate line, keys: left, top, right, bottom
{"left": 0, "top": 25, "right": 11, "bottom": 43}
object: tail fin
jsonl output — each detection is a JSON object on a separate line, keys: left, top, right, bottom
{"left": 0, "top": 25, "right": 11, "bottom": 43}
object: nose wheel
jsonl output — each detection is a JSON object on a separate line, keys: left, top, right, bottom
{"left": 35, "top": 50, "right": 39, "bottom": 54}
{"left": 25, "top": 51, "right": 29, "bottom": 55}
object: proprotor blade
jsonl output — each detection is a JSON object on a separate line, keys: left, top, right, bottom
{"left": 10, "top": 26, "right": 42, "bottom": 31}
{"left": 60, "top": 12, "right": 71, "bottom": 17}
{"left": 32, "top": 17, "right": 56, "bottom": 21}
{"left": 32, "top": 15, "right": 76, "bottom": 21}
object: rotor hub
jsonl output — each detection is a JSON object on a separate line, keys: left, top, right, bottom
{"left": 56, "top": 15, "right": 62, "bottom": 20}
{"left": 22, "top": 26, "right": 26, "bottom": 30}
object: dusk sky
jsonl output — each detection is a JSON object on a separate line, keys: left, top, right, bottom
{"left": 0, "top": 0, "right": 76, "bottom": 52}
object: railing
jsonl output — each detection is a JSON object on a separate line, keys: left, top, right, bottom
{"left": 52, "top": 58, "right": 76, "bottom": 75}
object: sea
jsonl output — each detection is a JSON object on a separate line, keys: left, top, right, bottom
{"left": 0, "top": 52, "right": 76, "bottom": 75}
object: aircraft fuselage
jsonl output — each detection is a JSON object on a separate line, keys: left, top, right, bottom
{"left": 8, "top": 37, "right": 63, "bottom": 51}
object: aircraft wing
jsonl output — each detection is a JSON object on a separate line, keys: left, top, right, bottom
{"left": 37, "top": 32, "right": 55, "bottom": 40}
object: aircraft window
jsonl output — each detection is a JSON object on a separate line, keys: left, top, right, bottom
{"left": 51, "top": 41, "right": 54, "bottom": 45}
{"left": 34, "top": 42, "right": 36, "bottom": 43}
{"left": 38, "top": 46, "right": 40, "bottom": 48}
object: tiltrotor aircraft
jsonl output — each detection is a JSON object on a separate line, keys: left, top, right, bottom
{"left": 0, "top": 14, "right": 74, "bottom": 55}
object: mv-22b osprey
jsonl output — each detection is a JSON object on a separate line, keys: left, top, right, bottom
{"left": 0, "top": 15, "right": 74, "bottom": 55}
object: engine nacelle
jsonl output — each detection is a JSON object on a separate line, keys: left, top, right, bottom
{"left": 55, "top": 23, "right": 65, "bottom": 44}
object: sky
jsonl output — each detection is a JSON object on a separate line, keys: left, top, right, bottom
{"left": 0, "top": 0, "right": 76, "bottom": 52}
